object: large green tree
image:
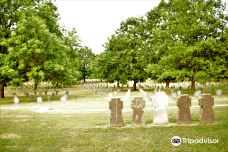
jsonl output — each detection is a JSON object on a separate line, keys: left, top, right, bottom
{"left": 146, "top": 0, "right": 228, "bottom": 92}
{"left": 101, "top": 17, "right": 150, "bottom": 90}
{"left": 0, "top": 0, "right": 81, "bottom": 97}
{"left": 0, "top": 0, "right": 40, "bottom": 97}
{"left": 145, "top": 0, "right": 179, "bottom": 88}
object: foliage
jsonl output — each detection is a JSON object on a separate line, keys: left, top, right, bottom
{"left": 145, "top": 0, "right": 228, "bottom": 91}
{"left": 98, "top": 0, "right": 227, "bottom": 91}
{"left": 97, "top": 17, "right": 149, "bottom": 89}
{"left": 0, "top": 0, "right": 81, "bottom": 97}
{"left": 78, "top": 46, "right": 95, "bottom": 82}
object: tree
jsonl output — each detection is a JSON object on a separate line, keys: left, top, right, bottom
{"left": 0, "top": 0, "right": 81, "bottom": 97}
{"left": 146, "top": 0, "right": 228, "bottom": 92}
{"left": 101, "top": 17, "right": 149, "bottom": 90}
{"left": 167, "top": 0, "right": 227, "bottom": 92}
{"left": 4, "top": 9, "right": 68, "bottom": 92}
{"left": 145, "top": 1, "right": 178, "bottom": 88}
{"left": 0, "top": 0, "right": 40, "bottom": 98}
{"left": 91, "top": 52, "right": 110, "bottom": 82}
{"left": 62, "top": 28, "right": 81, "bottom": 85}
{"left": 78, "top": 46, "right": 95, "bottom": 82}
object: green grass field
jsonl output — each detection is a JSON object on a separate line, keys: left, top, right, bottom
{"left": 0, "top": 86, "right": 228, "bottom": 152}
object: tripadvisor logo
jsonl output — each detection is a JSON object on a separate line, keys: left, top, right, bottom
{"left": 171, "top": 136, "right": 181, "bottom": 146}
{"left": 171, "top": 136, "right": 219, "bottom": 146}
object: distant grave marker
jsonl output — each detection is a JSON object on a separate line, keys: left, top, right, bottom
{"left": 37, "top": 96, "right": 43, "bottom": 104}
{"left": 7, "top": 88, "right": 12, "bottom": 95}
{"left": 123, "top": 89, "right": 131, "bottom": 103}
{"left": 60, "top": 92, "right": 69, "bottom": 104}
{"left": 171, "top": 92, "right": 177, "bottom": 101}
{"left": 216, "top": 90, "right": 222, "bottom": 96}
{"left": 177, "top": 90, "right": 181, "bottom": 97}
{"left": 29, "top": 95, "right": 34, "bottom": 101}
{"left": 13, "top": 94, "right": 19, "bottom": 106}
{"left": 194, "top": 90, "right": 202, "bottom": 100}
{"left": 47, "top": 94, "right": 52, "bottom": 101}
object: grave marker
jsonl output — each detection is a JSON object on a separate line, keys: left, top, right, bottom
{"left": 177, "top": 95, "right": 192, "bottom": 124}
{"left": 152, "top": 91, "right": 169, "bottom": 124}
{"left": 109, "top": 98, "right": 124, "bottom": 127}
{"left": 13, "top": 94, "right": 19, "bottom": 106}
{"left": 131, "top": 97, "right": 145, "bottom": 124}
{"left": 199, "top": 94, "right": 215, "bottom": 124}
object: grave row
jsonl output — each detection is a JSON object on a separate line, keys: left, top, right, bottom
{"left": 109, "top": 93, "right": 215, "bottom": 127}
{"left": 13, "top": 91, "right": 69, "bottom": 105}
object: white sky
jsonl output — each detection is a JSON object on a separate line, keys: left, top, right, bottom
{"left": 55, "top": 0, "right": 161, "bottom": 54}
{"left": 55, "top": 0, "right": 228, "bottom": 54}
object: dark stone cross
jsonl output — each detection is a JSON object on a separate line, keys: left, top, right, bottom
{"left": 177, "top": 95, "right": 192, "bottom": 124}
{"left": 109, "top": 98, "right": 124, "bottom": 127}
{"left": 199, "top": 94, "right": 215, "bottom": 124}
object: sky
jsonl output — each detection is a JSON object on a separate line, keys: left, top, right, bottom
{"left": 55, "top": 0, "right": 161, "bottom": 54}
{"left": 55, "top": 0, "right": 228, "bottom": 54}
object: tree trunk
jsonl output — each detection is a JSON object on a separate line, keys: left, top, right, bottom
{"left": 191, "top": 80, "right": 195, "bottom": 93}
{"left": 117, "top": 80, "right": 120, "bottom": 88}
{"left": 83, "top": 63, "right": 86, "bottom": 83}
{"left": 133, "top": 79, "right": 137, "bottom": 90}
{"left": 34, "top": 82, "right": 38, "bottom": 96}
{"left": 165, "top": 81, "right": 170, "bottom": 88}
{"left": 0, "top": 80, "right": 5, "bottom": 98}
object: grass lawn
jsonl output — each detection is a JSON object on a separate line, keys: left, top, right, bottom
{"left": 0, "top": 86, "right": 228, "bottom": 152}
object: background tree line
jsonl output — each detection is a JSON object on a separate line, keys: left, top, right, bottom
{"left": 93, "top": 0, "right": 228, "bottom": 91}
{"left": 1, "top": 0, "right": 227, "bottom": 98}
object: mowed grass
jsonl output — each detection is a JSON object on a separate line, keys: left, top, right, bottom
{"left": 0, "top": 85, "right": 228, "bottom": 152}
{"left": 0, "top": 107, "right": 228, "bottom": 152}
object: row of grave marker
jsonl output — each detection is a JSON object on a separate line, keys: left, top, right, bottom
{"left": 12, "top": 91, "right": 69, "bottom": 105}
{"left": 109, "top": 93, "right": 215, "bottom": 127}
{"left": 83, "top": 82, "right": 224, "bottom": 98}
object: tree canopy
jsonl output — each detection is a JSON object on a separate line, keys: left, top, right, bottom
{"left": 0, "top": 0, "right": 83, "bottom": 97}
{"left": 1, "top": 0, "right": 227, "bottom": 97}
{"left": 93, "top": 0, "right": 228, "bottom": 92}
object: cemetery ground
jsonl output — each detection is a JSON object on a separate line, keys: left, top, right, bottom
{"left": 0, "top": 85, "right": 228, "bottom": 152}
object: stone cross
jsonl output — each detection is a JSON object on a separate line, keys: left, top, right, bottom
{"left": 109, "top": 98, "right": 124, "bottom": 127}
{"left": 199, "top": 94, "right": 215, "bottom": 124}
{"left": 131, "top": 97, "right": 145, "bottom": 124}
{"left": 177, "top": 95, "right": 192, "bottom": 124}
